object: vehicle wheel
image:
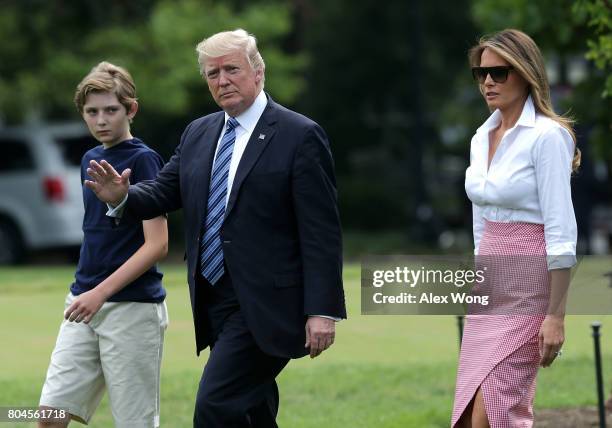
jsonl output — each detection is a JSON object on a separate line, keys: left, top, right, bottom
{"left": 66, "top": 245, "right": 81, "bottom": 264}
{"left": 0, "top": 219, "right": 25, "bottom": 265}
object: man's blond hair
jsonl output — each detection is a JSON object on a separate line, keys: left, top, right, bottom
{"left": 196, "top": 29, "right": 265, "bottom": 87}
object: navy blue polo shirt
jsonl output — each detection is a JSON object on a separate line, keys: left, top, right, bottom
{"left": 71, "top": 138, "right": 166, "bottom": 302}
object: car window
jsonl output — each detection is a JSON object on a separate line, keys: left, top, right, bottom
{"left": 55, "top": 135, "right": 99, "bottom": 166}
{"left": 0, "top": 139, "right": 35, "bottom": 172}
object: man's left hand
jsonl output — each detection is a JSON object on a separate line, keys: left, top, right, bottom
{"left": 305, "top": 316, "right": 335, "bottom": 358}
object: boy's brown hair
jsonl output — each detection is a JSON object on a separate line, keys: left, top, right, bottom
{"left": 74, "top": 61, "right": 137, "bottom": 113}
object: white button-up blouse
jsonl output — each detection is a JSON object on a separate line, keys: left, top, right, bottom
{"left": 465, "top": 95, "right": 577, "bottom": 270}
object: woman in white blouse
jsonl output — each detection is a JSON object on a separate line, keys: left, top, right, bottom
{"left": 451, "top": 29, "right": 580, "bottom": 428}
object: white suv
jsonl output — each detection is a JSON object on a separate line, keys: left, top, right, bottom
{"left": 0, "top": 122, "right": 98, "bottom": 264}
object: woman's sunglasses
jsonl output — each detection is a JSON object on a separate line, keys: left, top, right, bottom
{"left": 471, "top": 66, "right": 513, "bottom": 84}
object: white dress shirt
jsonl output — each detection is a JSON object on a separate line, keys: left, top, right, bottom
{"left": 215, "top": 89, "right": 267, "bottom": 204}
{"left": 464, "top": 95, "right": 577, "bottom": 270}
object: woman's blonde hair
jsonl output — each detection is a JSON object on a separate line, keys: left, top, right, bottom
{"left": 469, "top": 29, "right": 580, "bottom": 171}
{"left": 74, "top": 61, "right": 137, "bottom": 114}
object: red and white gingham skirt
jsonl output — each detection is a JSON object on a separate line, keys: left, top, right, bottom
{"left": 451, "top": 221, "right": 550, "bottom": 428}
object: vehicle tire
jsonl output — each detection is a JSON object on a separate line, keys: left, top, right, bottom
{"left": 66, "top": 245, "right": 81, "bottom": 264}
{"left": 0, "top": 219, "right": 26, "bottom": 265}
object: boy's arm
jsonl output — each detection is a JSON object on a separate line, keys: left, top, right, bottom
{"left": 65, "top": 215, "right": 168, "bottom": 323}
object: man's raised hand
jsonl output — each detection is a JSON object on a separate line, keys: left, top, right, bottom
{"left": 84, "top": 160, "right": 131, "bottom": 206}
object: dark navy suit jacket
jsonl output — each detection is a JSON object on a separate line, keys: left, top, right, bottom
{"left": 126, "top": 95, "right": 346, "bottom": 358}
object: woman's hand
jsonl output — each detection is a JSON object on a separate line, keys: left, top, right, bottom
{"left": 538, "top": 314, "right": 565, "bottom": 367}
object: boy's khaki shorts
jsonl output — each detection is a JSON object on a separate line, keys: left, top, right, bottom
{"left": 40, "top": 293, "right": 168, "bottom": 428}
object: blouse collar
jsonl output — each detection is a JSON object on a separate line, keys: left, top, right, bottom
{"left": 476, "top": 94, "right": 536, "bottom": 136}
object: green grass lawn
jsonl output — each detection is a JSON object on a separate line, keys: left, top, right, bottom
{"left": 1, "top": 264, "right": 611, "bottom": 427}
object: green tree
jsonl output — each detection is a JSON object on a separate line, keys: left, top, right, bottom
{"left": 0, "top": 0, "right": 305, "bottom": 153}
{"left": 298, "top": 0, "right": 478, "bottom": 236}
{"left": 573, "top": 0, "right": 612, "bottom": 98}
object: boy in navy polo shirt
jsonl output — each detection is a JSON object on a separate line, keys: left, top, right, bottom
{"left": 38, "top": 62, "right": 168, "bottom": 428}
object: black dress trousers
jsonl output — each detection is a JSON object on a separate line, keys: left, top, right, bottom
{"left": 193, "top": 273, "right": 290, "bottom": 428}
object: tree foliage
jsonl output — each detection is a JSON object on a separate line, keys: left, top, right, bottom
{"left": 0, "top": 0, "right": 305, "bottom": 124}
{"left": 299, "top": 0, "right": 478, "bottom": 232}
{"left": 472, "top": 0, "right": 587, "bottom": 52}
{"left": 573, "top": 0, "right": 612, "bottom": 98}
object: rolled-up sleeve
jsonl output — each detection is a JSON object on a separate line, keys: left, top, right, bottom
{"left": 533, "top": 126, "right": 577, "bottom": 270}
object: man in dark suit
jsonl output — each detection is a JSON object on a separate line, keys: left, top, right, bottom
{"left": 84, "top": 28, "right": 346, "bottom": 427}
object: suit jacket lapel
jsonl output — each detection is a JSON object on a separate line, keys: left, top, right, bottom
{"left": 224, "top": 100, "right": 278, "bottom": 220}
{"left": 195, "top": 113, "right": 225, "bottom": 219}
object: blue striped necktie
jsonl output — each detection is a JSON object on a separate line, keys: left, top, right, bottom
{"left": 200, "top": 117, "right": 239, "bottom": 285}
